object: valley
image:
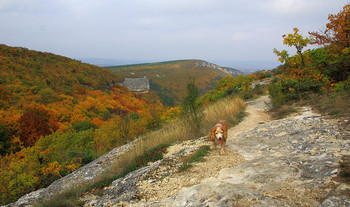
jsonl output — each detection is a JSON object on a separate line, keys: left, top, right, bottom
{"left": 106, "top": 60, "right": 242, "bottom": 106}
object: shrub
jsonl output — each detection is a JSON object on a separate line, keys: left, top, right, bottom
{"left": 71, "top": 121, "right": 96, "bottom": 132}
{"left": 265, "top": 72, "right": 272, "bottom": 78}
{"left": 200, "top": 75, "right": 252, "bottom": 105}
{"left": 269, "top": 77, "right": 322, "bottom": 106}
{"left": 97, "top": 109, "right": 111, "bottom": 121}
{"left": 271, "top": 76, "right": 280, "bottom": 84}
{"left": 183, "top": 77, "right": 203, "bottom": 137}
{"left": 37, "top": 88, "right": 54, "bottom": 104}
{"left": 251, "top": 83, "right": 266, "bottom": 96}
{"left": 333, "top": 80, "right": 350, "bottom": 92}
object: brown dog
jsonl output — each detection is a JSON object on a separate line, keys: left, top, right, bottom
{"left": 209, "top": 120, "right": 228, "bottom": 155}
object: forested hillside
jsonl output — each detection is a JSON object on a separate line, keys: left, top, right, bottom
{"left": 106, "top": 60, "right": 232, "bottom": 106}
{"left": 0, "top": 45, "right": 168, "bottom": 204}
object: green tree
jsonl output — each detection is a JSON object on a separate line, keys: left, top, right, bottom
{"left": 38, "top": 88, "right": 54, "bottom": 104}
{"left": 309, "top": 4, "right": 350, "bottom": 81}
{"left": 183, "top": 77, "right": 202, "bottom": 136}
{"left": 274, "top": 28, "right": 311, "bottom": 67}
{"left": 0, "top": 124, "right": 10, "bottom": 155}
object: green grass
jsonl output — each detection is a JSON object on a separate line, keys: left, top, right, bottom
{"left": 178, "top": 145, "right": 211, "bottom": 172}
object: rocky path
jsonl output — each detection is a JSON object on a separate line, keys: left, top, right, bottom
{"left": 84, "top": 96, "right": 350, "bottom": 206}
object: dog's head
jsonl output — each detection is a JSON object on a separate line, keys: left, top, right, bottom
{"left": 215, "top": 126, "right": 224, "bottom": 144}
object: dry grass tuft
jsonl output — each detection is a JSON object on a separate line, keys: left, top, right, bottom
{"left": 310, "top": 91, "right": 350, "bottom": 119}
{"left": 203, "top": 96, "right": 246, "bottom": 129}
{"left": 269, "top": 105, "right": 297, "bottom": 119}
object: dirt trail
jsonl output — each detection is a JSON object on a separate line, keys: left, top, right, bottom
{"left": 146, "top": 96, "right": 349, "bottom": 206}
{"left": 83, "top": 94, "right": 349, "bottom": 206}
{"left": 135, "top": 96, "right": 272, "bottom": 203}
{"left": 227, "top": 96, "right": 271, "bottom": 141}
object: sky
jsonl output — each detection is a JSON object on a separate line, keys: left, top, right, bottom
{"left": 0, "top": 0, "right": 348, "bottom": 71}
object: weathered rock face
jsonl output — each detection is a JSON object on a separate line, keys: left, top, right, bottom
{"left": 221, "top": 66, "right": 244, "bottom": 77}
{"left": 82, "top": 138, "right": 215, "bottom": 206}
{"left": 147, "top": 107, "right": 350, "bottom": 206}
{"left": 3, "top": 139, "right": 141, "bottom": 207}
{"left": 119, "top": 77, "right": 150, "bottom": 93}
{"left": 81, "top": 97, "right": 349, "bottom": 207}
{"left": 194, "top": 61, "right": 243, "bottom": 77}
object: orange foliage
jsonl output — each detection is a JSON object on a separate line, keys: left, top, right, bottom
{"left": 0, "top": 44, "right": 170, "bottom": 205}
{"left": 309, "top": 4, "right": 350, "bottom": 49}
{"left": 18, "top": 112, "right": 52, "bottom": 147}
{"left": 91, "top": 117, "right": 104, "bottom": 128}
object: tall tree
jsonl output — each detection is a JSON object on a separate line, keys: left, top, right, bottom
{"left": 309, "top": 4, "right": 350, "bottom": 48}
{"left": 309, "top": 4, "right": 350, "bottom": 81}
{"left": 276, "top": 28, "right": 311, "bottom": 67}
{"left": 0, "top": 125, "right": 10, "bottom": 155}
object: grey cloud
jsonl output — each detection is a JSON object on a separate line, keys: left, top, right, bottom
{"left": 0, "top": 0, "right": 348, "bottom": 70}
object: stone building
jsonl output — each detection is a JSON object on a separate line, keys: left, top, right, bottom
{"left": 119, "top": 76, "right": 150, "bottom": 93}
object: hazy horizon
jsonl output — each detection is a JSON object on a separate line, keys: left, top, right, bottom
{"left": 79, "top": 57, "right": 279, "bottom": 73}
{"left": 1, "top": 0, "right": 348, "bottom": 70}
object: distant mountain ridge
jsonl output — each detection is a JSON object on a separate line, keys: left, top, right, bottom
{"left": 193, "top": 60, "right": 243, "bottom": 77}
{"left": 106, "top": 60, "right": 243, "bottom": 106}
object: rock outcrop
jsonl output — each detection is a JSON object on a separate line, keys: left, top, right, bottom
{"left": 3, "top": 139, "right": 141, "bottom": 207}
{"left": 119, "top": 77, "right": 150, "bottom": 93}
{"left": 221, "top": 66, "right": 244, "bottom": 77}
{"left": 194, "top": 60, "right": 243, "bottom": 77}
{"left": 147, "top": 107, "right": 350, "bottom": 206}
{"left": 84, "top": 96, "right": 349, "bottom": 206}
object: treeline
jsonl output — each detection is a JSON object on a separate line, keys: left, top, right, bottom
{"left": 0, "top": 45, "right": 172, "bottom": 204}
{"left": 270, "top": 4, "right": 349, "bottom": 106}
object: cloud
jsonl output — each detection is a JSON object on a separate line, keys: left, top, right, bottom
{"left": 231, "top": 33, "right": 250, "bottom": 42}
{"left": 0, "top": 0, "right": 348, "bottom": 69}
{"left": 266, "top": 0, "right": 345, "bottom": 16}
{"left": 0, "top": 0, "right": 46, "bottom": 12}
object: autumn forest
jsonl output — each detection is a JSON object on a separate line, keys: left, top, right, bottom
{"left": 0, "top": 44, "right": 175, "bottom": 204}
{"left": 1, "top": 3, "right": 350, "bottom": 206}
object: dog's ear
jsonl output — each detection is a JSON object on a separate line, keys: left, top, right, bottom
{"left": 223, "top": 122, "right": 228, "bottom": 141}
{"left": 209, "top": 127, "right": 215, "bottom": 141}
{"left": 223, "top": 128, "right": 228, "bottom": 141}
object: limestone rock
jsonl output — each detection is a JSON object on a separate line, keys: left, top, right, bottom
{"left": 194, "top": 60, "right": 243, "bottom": 77}
{"left": 3, "top": 139, "right": 141, "bottom": 207}
{"left": 119, "top": 77, "right": 150, "bottom": 93}
{"left": 147, "top": 107, "right": 350, "bottom": 206}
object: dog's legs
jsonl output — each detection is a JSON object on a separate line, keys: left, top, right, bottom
{"left": 220, "top": 142, "right": 226, "bottom": 155}
{"left": 211, "top": 141, "right": 217, "bottom": 150}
